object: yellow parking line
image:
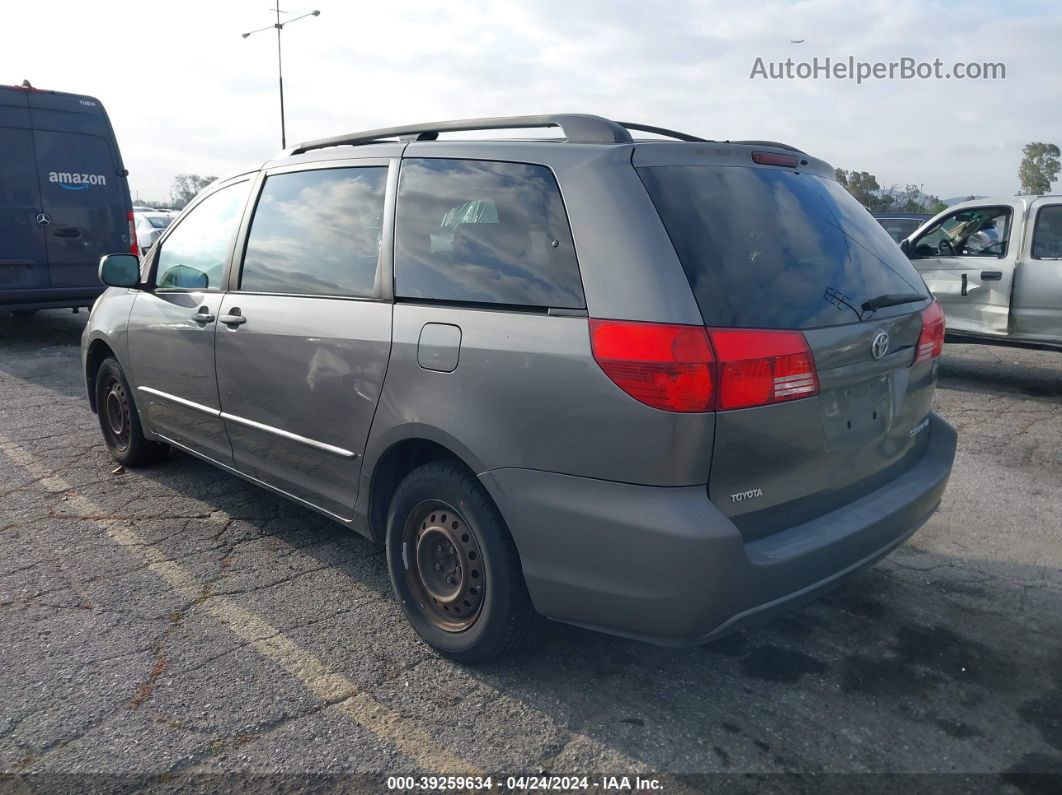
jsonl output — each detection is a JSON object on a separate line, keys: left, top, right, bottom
{"left": 0, "top": 424, "right": 690, "bottom": 786}
{"left": 0, "top": 431, "right": 479, "bottom": 775}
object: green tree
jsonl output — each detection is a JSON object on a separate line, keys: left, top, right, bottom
{"left": 835, "top": 168, "right": 887, "bottom": 210}
{"left": 170, "top": 174, "right": 218, "bottom": 209}
{"left": 1017, "top": 142, "right": 1060, "bottom": 195}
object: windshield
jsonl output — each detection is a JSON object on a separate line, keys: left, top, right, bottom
{"left": 637, "top": 165, "right": 929, "bottom": 329}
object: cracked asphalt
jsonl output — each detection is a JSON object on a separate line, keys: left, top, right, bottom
{"left": 1, "top": 310, "right": 1060, "bottom": 790}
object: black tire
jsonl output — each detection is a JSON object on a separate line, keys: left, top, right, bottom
{"left": 385, "top": 460, "right": 534, "bottom": 664}
{"left": 94, "top": 357, "right": 169, "bottom": 467}
{"left": 11, "top": 310, "right": 37, "bottom": 318}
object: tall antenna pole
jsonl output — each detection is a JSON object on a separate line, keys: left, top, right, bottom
{"left": 242, "top": 8, "right": 319, "bottom": 148}
{"left": 275, "top": 5, "right": 286, "bottom": 149}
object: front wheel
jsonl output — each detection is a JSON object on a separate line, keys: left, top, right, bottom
{"left": 385, "top": 460, "right": 534, "bottom": 664}
{"left": 94, "top": 357, "right": 169, "bottom": 467}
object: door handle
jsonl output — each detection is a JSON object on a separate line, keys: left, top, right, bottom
{"left": 980, "top": 270, "right": 1003, "bottom": 281}
{"left": 961, "top": 273, "right": 968, "bottom": 296}
{"left": 52, "top": 228, "right": 81, "bottom": 238}
{"left": 219, "top": 311, "right": 246, "bottom": 326}
{"left": 192, "top": 307, "right": 215, "bottom": 324}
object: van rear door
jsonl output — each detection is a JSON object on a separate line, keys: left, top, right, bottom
{"left": 33, "top": 129, "right": 129, "bottom": 288}
{"left": 636, "top": 148, "right": 940, "bottom": 540}
{"left": 28, "top": 91, "right": 130, "bottom": 289}
{"left": 0, "top": 93, "right": 48, "bottom": 291}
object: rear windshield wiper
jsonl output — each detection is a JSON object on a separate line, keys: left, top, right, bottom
{"left": 860, "top": 293, "right": 927, "bottom": 313}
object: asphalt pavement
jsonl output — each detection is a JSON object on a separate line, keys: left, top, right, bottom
{"left": 1, "top": 310, "right": 1059, "bottom": 792}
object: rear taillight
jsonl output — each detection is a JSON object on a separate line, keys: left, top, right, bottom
{"left": 589, "top": 321, "right": 819, "bottom": 412}
{"left": 709, "top": 329, "right": 819, "bottom": 410}
{"left": 128, "top": 210, "right": 139, "bottom": 256}
{"left": 915, "top": 299, "right": 945, "bottom": 363}
{"left": 589, "top": 319, "right": 715, "bottom": 412}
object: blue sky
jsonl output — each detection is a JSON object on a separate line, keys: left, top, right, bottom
{"left": 5, "top": 0, "right": 1059, "bottom": 201}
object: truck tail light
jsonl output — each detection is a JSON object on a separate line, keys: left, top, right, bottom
{"left": 128, "top": 210, "right": 139, "bottom": 256}
{"left": 915, "top": 299, "right": 945, "bottom": 363}
{"left": 589, "top": 321, "right": 819, "bottom": 412}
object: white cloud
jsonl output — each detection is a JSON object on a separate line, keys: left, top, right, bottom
{"left": 4, "top": 0, "right": 1059, "bottom": 200}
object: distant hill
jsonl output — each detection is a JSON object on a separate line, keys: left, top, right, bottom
{"left": 943, "top": 195, "right": 989, "bottom": 206}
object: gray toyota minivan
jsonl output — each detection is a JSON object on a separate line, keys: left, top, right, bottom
{"left": 1, "top": 83, "right": 136, "bottom": 315}
{"left": 83, "top": 115, "right": 956, "bottom": 663}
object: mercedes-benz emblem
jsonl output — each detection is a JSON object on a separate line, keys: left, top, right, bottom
{"left": 871, "top": 330, "right": 890, "bottom": 360}
{"left": 36, "top": 212, "right": 51, "bottom": 226}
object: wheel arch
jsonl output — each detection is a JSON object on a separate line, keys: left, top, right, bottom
{"left": 364, "top": 429, "right": 485, "bottom": 544}
{"left": 85, "top": 336, "right": 118, "bottom": 413}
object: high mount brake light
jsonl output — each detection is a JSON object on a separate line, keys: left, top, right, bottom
{"left": 915, "top": 299, "right": 945, "bottom": 363}
{"left": 589, "top": 320, "right": 819, "bottom": 412}
{"left": 751, "top": 150, "right": 799, "bottom": 168}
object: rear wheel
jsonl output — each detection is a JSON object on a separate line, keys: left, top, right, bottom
{"left": 94, "top": 357, "right": 169, "bottom": 467}
{"left": 385, "top": 460, "right": 534, "bottom": 664}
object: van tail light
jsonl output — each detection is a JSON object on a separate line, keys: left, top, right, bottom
{"left": 128, "top": 210, "right": 139, "bottom": 256}
{"left": 589, "top": 320, "right": 819, "bottom": 412}
{"left": 589, "top": 319, "right": 715, "bottom": 412}
{"left": 709, "top": 329, "right": 819, "bottom": 410}
{"left": 915, "top": 299, "right": 945, "bottom": 363}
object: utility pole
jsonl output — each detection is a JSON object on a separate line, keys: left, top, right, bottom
{"left": 242, "top": 8, "right": 320, "bottom": 149}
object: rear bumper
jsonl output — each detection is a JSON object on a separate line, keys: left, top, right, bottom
{"left": 480, "top": 413, "right": 957, "bottom": 645}
{"left": 1, "top": 286, "right": 105, "bottom": 311}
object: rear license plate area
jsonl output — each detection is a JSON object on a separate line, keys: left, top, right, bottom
{"left": 820, "top": 375, "right": 893, "bottom": 451}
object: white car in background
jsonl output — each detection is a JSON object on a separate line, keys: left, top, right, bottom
{"left": 133, "top": 211, "right": 173, "bottom": 254}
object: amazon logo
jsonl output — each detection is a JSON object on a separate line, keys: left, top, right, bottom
{"left": 48, "top": 171, "right": 107, "bottom": 191}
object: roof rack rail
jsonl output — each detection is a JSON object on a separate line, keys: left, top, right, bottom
{"left": 729, "top": 139, "right": 806, "bottom": 154}
{"left": 616, "top": 122, "right": 708, "bottom": 142}
{"left": 289, "top": 114, "right": 633, "bottom": 154}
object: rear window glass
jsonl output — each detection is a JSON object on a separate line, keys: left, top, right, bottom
{"left": 1032, "top": 205, "right": 1062, "bottom": 259}
{"left": 394, "top": 158, "right": 584, "bottom": 309}
{"left": 147, "top": 216, "right": 171, "bottom": 229}
{"left": 637, "top": 166, "right": 930, "bottom": 329}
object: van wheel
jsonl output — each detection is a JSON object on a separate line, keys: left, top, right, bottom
{"left": 385, "top": 460, "right": 534, "bottom": 664}
{"left": 95, "top": 357, "right": 169, "bottom": 467}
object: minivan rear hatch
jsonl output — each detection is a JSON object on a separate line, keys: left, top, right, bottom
{"left": 635, "top": 144, "right": 940, "bottom": 540}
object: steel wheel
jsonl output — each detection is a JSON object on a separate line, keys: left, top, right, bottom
{"left": 403, "top": 500, "right": 485, "bottom": 632}
{"left": 101, "top": 375, "right": 131, "bottom": 452}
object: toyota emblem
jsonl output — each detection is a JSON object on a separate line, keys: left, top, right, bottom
{"left": 871, "top": 330, "right": 890, "bottom": 360}
{"left": 36, "top": 212, "right": 51, "bottom": 226}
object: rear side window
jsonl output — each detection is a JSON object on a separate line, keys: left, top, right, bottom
{"left": 637, "top": 166, "right": 929, "bottom": 329}
{"left": 394, "top": 158, "right": 584, "bottom": 309}
{"left": 1032, "top": 205, "right": 1062, "bottom": 259}
{"left": 240, "top": 167, "right": 387, "bottom": 297}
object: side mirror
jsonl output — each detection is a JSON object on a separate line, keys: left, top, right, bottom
{"left": 899, "top": 239, "right": 912, "bottom": 257}
{"left": 98, "top": 253, "right": 141, "bottom": 288}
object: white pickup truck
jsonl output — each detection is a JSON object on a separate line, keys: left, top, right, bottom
{"left": 902, "top": 196, "right": 1062, "bottom": 351}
